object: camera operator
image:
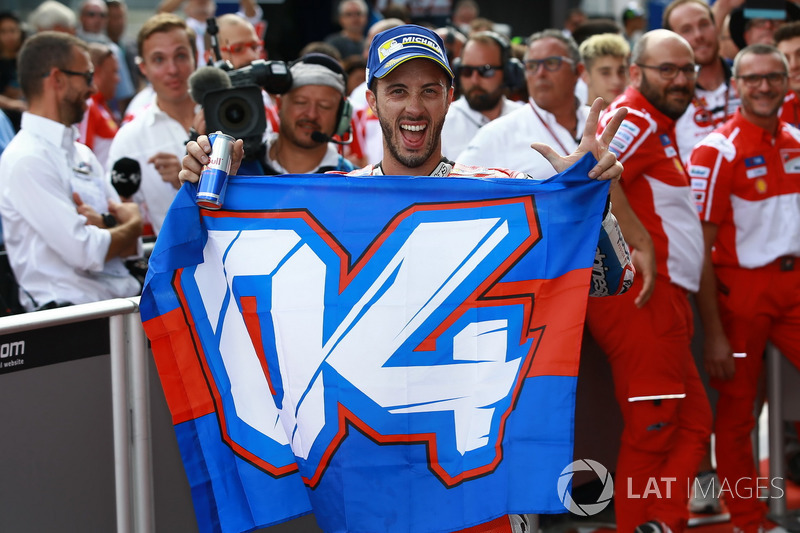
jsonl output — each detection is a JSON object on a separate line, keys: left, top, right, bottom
{"left": 200, "top": 13, "right": 280, "bottom": 135}
{"left": 195, "top": 53, "right": 355, "bottom": 175}
{"left": 258, "top": 54, "right": 356, "bottom": 174}
{"left": 107, "top": 13, "right": 196, "bottom": 236}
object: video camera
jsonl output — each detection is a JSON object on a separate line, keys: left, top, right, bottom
{"left": 189, "top": 18, "right": 293, "bottom": 158}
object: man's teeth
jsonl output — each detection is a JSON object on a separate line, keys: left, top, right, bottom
{"left": 401, "top": 124, "right": 426, "bottom": 132}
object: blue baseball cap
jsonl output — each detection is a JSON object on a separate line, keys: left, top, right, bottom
{"left": 366, "top": 24, "right": 454, "bottom": 88}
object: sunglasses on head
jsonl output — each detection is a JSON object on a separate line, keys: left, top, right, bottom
{"left": 459, "top": 64, "right": 503, "bottom": 78}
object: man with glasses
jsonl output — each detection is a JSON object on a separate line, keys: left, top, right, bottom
{"left": 588, "top": 29, "right": 712, "bottom": 533}
{"left": 107, "top": 13, "right": 197, "bottom": 236}
{"left": 457, "top": 29, "right": 586, "bottom": 178}
{"left": 687, "top": 44, "right": 800, "bottom": 533}
{"left": 0, "top": 31, "right": 143, "bottom": 310}
{"left": 203, "top": 14, "right": 279, "bottom": 135}
{"left": 440, "top": 31, "right": 523, "bottom": 159}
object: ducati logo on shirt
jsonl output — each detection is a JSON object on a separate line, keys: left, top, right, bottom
{"left": 780, "top": 148, "right": 800, "bottom": 173}
{"left": 693, "top": 106, "right": 713, "bottom": 128}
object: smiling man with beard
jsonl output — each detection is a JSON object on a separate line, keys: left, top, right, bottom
{"left": 0, "top": 31, "right": 143, "bottom": 310}
{"left": 440, "top": 31, "right": 523, "bottom": 159}
{"left": 179, "top": 27, "right": 633, "bottom": 531}
{"left": 588, "top": 29, "right": 712, "bottom": 533}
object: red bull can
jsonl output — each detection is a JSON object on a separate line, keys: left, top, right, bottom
{"left": 196, "top": 131, "right": 234, "bottom": 210}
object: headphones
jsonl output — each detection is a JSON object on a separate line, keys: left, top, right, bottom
{"left": 452, "top": 31, "right": 526, "bottom": 94}
{"left": 289, "top": 53, "right": 353, "bottom": 138}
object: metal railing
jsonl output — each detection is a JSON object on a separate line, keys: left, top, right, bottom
{"left": 0, "top": 297, "right": 154, "bottom": 533}
{"left": 0, "top": 297, "right": 796, "bottom": 531}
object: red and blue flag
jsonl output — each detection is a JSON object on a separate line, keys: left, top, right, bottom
{"left": 140, "top": 154, "right": 609, "bottom": 533}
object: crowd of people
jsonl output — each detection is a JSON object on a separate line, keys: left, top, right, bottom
{"left": 0, "top": 0, "right": 799, "bottom": 532}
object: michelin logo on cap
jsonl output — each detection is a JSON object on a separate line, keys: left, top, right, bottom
{"left": 378, "top": 34, "right": 444, "bottom": 63}
{"left": 366, "top": 24, "right": 454, "bottom": 87}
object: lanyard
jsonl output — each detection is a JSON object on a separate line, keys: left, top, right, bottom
{"left": 529, "top": 101, "right": 575, "bottom": 155}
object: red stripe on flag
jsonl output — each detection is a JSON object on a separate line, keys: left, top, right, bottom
{"left": 484, "top": 268, "right": 590, "bottom": 378}
{"left": 143, "top": 307, "right": 215, "bottom": 425}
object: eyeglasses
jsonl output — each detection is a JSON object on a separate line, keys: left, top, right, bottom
{"left": 636, "top": 63, "right": 700, "bottom": 79}
{"left": 524, "top": 56, "right": 574, "bottom": 73}
{"left": 220, "top": 40, "right": 264, "bottom": 55}
{"left": 459, "top": 64, "right": 503, "bottom": 78}
{"left": 59, "top": 67, "right": 94, "bottom": 86}
{"left": 736, "top": 71, "right": 788, "bottom": 87}
{"left": 82, "top": 10, "right": 107, "bottom": 18}
{"left": 341, "top": 10, "right": 365, "bottom": 16}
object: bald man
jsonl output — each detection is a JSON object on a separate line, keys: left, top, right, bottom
{"left": 589, "top": 29, "right": 712, "bottom": 533}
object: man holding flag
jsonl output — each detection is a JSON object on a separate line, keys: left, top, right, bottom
{"left": 169, "top": 24, "right": 631, "bottom": 533}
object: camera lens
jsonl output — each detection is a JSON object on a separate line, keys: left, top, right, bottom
{"left": 219, "top": 96, "right": 249, "bottom": 130}
{"left": 224, "top": 102, "right": 245, "bottom": 125}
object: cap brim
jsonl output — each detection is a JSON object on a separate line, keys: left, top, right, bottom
{"left": 372, "top": 52, "right": 454, "bottom": 81}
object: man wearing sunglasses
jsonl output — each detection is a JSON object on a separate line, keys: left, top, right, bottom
{"left": 0, "top": 32, "right": 143, "bottom": 311}
{"left": 589, "top": 29, "right": 712, "bottom": 533}
{"left": 440, "top": 31, "right": 523, "bottom": 159}
{"left": 687, "top": 44, "right": 800, "bottom": 533}
{"left": 456, "top": 29, "right": 587, "bottom": 179}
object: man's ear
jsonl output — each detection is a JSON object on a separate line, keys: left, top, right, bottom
{"left": 366, "top": 88, "right": 377, "bottom": 116}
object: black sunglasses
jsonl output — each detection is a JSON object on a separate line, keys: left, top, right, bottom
{"left": 59, "top": 68, "right": 94, "bottom": 86}
{"left": 459, "top": 64, "right": 503, "bottom": 78}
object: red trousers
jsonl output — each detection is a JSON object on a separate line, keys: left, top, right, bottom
{"left": 710, "top": 261, "right": 800, "bottom": 532}
{"left": 587, "top": 279, "right": 712, "bottom": 533}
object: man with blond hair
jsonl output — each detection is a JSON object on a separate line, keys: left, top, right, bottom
{"left": 579, "top": 32, "right": 630, "bottom": 108}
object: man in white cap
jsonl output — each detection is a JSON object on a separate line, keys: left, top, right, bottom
{"left": 252, "top": 53, "right": 356, "bottom": 175}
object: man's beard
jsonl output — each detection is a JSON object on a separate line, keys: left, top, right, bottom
{"left": 639, "top": 73, "right": 692, "bottom": 120}
{"left": 376, "top": 105, "right": 446, "bottom": 169}
{"left": 63, "top": 92, "right": 87, "bottom": 125}
{"left": 464, "top": 85, "right": 504, "bottom": 112}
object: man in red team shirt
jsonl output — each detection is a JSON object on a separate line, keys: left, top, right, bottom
{"left": 687, "top": 43, "right": 800, "bottom": 533}
{"left": 775, "top": 21, "right": 800, "bottom": 127}
{"left": 590, "top": 29, "right": 712, "bottom": 533}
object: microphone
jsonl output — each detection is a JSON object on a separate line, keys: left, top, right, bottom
{"left": 110, "top": 157, "right": 142, "bottom": 198}
{"left": 310, "top": 131, "right": 352, "bottom": 145}
{"left": 188, "top": 66, "right": 232, "bottom": 105}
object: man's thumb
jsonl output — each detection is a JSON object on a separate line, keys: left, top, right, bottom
{"left": 530, "top": 142, "right": 558, "bottom": 165}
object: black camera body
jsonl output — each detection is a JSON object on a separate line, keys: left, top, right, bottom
{"left": 202, "top": 60, "right": 293, "bottom": 158}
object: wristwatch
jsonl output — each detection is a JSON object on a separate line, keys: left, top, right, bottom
{"left": 102, "top": 212, "right": 118, "bottom": 228}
